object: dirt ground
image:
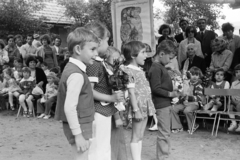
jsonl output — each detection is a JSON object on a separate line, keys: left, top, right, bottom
{"left": 0, "top": 110, "right": 240, "bottom": 160}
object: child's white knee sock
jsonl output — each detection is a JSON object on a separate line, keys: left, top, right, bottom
{"left": 130, "top": 142, "right": 140, "bottom": 160}
{"left": 138, "top": 141, "right": 142, "bottom": 160}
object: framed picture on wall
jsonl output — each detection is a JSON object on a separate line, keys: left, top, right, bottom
{"left": 111, "top": 0, "right": 155, "bottom": 55}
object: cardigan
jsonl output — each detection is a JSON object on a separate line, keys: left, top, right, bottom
{"left": 148, "top": 62, "right": 173, "bottom": 109}
{"left": 36, "top": 45, "right": 58, "bottom": 67}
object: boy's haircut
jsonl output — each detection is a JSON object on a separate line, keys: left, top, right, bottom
{"left": 36, "top": 56, "right": 43, "bottom": 64}
{"left": 41, "top": 61, "right": 48, "bottom": 68}
{"left": 84, "top": 22, "right": 110, "bottom": 40}
{"left": 213, "top": 68, "right": 225, "bottom": 78}
{"left": 67, "top": 27, "right": 99, "bottom": 55}
{"left": 3, "top": 68, "right": 14, "bottom": 78}
{"left": 22, "top": 67, "right": 31, "bottom": 74}
{"left": 189, "top": 66, "right": 203, "bottom": 78}
{"left": 122, "top": 41, "right": 145, "bottom": 65}
{"left": 155, "top": 40, "right": 176, "bottom": 57}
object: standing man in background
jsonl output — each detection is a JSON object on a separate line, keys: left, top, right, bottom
{"left": 196, "top": 17, "right": 216, "bottom": 68}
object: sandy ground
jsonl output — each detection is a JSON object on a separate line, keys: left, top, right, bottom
{"left": 0, "top": 110, "right": 240, "bottom": 160}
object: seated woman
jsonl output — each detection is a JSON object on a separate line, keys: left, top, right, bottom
{"left": 25, "top": 56, "right": 47, "bottom": 95}
{"left": 210, "top": 37, "right": 233, "bottom": 82}
{"left": 178, "top": 26, "right": 204, "bottom": 69}
{"left": 182, "top": 43, "right": 206, "bottom": 75}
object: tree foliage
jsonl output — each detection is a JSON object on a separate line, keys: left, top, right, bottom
{"left": 59, "top": 0, "right": 112, "bottom": 41}
{"left": 161, "top": 0, "right": 224, "bottom": 34}
{"left": 0, "top": 0, "right": 50, "bottom": 38}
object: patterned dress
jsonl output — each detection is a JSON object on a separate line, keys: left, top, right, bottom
{"left": 122, "top": 64, "right": 155, "bottom": 119}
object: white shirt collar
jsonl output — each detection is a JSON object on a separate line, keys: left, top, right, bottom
{"left": 69, "top": 57, "right": 86, "bottom": 72}
{"left": 200, "top": 30, "right": 206, "bottom": 34}
{"left": 95, "top": 56, "right": 103, "bottom": 62}
{"left": 126, "top": 64, "right": 141, "bottom": 71}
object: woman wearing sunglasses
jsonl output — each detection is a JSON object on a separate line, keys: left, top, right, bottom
{"left": 178, "top": 26, "right": 204, "bottom": 69}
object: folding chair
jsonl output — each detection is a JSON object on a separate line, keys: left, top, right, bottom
{"left": 190, "top": 88, "right": 228, "bottom": 136}
{"left": 215, "top": 89, "right": 240, "bottom": 136}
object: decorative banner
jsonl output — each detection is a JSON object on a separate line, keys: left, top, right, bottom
{"left": 111, "top": 0, "right": 155, "bottom": 55}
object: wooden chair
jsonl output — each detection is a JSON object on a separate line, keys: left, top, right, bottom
{"left": 215, "top": 89, "right": 240, "bottom": 136}
{"left": 190, "top": 88, "right": 228, "bottom": 136}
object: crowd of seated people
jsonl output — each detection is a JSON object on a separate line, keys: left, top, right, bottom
{"left": 0, "top": 18, "right": 240, "bottom": 134}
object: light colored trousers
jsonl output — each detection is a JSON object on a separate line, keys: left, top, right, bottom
{"left": 88, "top": 113, "right": 112, "bottom": 160}
{"left": 156, "top": 106, "right": 171, "bottom": 160}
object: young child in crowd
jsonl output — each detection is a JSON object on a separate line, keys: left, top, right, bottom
{"left": 1, "top": 68, "right": 21, "bottom": 110}
{"left": 37, "top": 72, "right": 58, "bottom": 119}
{"left": 121, "top": 41, "right": 155, "bottom": 160}
{"left": 13, "top": 58, "right": 23, "bottom": 82}
{"left": 165, "top": 46, "right": 181, "bottom": 75}
{"left": 18, "top": 67, "right": 35, "bottom": 118}
{"left": 105, "top": 46, "right": 128, "bottom": 160}
{"left": 171, "top": 66, "right": 204, "bottom": 134}
{"left": 41, "top": 62, "right": 50, "bottom": 76}
{"left": 148, "top": 40, "right": 180, "bottom": 159}
{"left": 228, "top": 64, "right": 240, "bottom": 132}
{"left": 55, "top": 27, "right": 99, "bottom": 160}
{"left": 203, "top": 68, "right": 230, "bottom": 112}
{"left": 85, "top": 22, "right": 124, "bottom": 160}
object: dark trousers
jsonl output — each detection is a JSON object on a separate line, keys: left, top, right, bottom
{"left": 156, "top": 106, "right": 171, "bottom": 160}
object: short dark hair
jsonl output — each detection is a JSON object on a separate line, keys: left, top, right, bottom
{"left": 222, "top": 22, "right": 234, "bottom": 32}
{"left": 27, "top": 34, "right": 34, "bottom": 39}
{"left": 122, "top": 41, "right": 145, "bottom": 65}
{"left": 14, "top": 34, "right": 23, "bottom": 42}
{"left": 40, "top": 34, "right": 51, "bottom": 45}
{"left": 55, "top": 36, "right": 62, "bottom": 44}
{"left": 179, "top": 19, "right": 189, "bottom": 26}
{"left": 213, "top": 68, "right": 225, "bottom": 78}
{"left": 158, "top": 24, "right": 171, "bottom": 35}
{"left": 41, "top": 61, "right": 48, "bottom": 67}
{"left": 185, "top": 26, "right": 197, "bottom": 37}
{"left": 7, "top": 35, "right": 14, "bottom": 42}
{"left": 26, "top": 56, "right": 38, "bottom": 67}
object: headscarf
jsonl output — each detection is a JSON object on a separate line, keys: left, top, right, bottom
{"left": 211, "top": 37, "right": 228, "bottom": 53}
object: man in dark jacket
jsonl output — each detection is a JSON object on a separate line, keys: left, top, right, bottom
{"left": 196, "top": 17, "right": 216, "bottom": 68}
{"left": 175, "top": 19, "right": 189, "bottom": 43}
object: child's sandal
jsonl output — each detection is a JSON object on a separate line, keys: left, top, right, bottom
{"left": 28, "top": 112, "right": 33, "bottom": 118}
{"left": 23, "top": 111, "right": 28, "bottom": 118}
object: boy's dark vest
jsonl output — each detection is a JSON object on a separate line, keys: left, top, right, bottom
{"left": 55, "top": 62, "right": 95, "bottom": 128}
{"left": 212, "top": 81, "right": 226, "bottom": 89}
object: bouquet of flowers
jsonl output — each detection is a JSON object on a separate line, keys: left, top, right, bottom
{"left": 108, "top": 59, "right": 129, "bottom": 111}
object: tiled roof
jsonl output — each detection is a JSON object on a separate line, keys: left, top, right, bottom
{"left": 33, "top": 2, "right": 74, "bottom": 25}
